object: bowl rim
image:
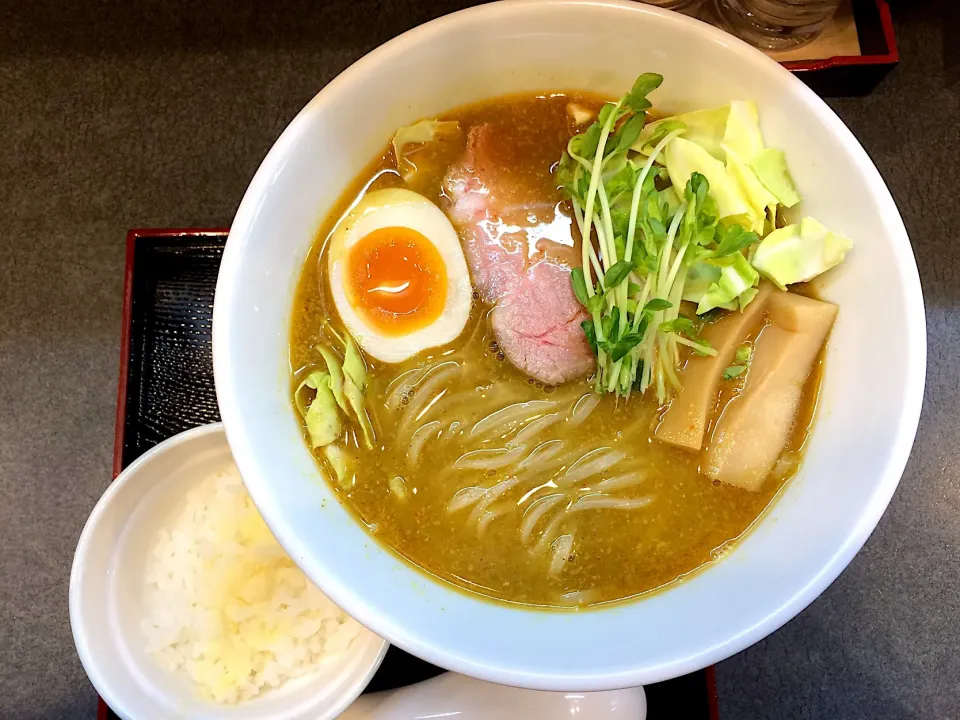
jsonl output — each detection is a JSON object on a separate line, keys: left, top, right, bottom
{"left": 69, "top": 423, "right": 390, "bottom": 719}
{"left": 213, "top": 0, "right": 926, "bottom": 689}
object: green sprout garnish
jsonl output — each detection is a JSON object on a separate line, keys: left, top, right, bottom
{"left": 557, "top": 74, "right": 756, "bottom": 401}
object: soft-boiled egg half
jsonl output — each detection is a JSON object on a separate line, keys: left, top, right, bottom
{"left": 327, "top": 188, "right": 472, "bottom": 363}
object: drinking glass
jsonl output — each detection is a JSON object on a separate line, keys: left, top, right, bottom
{"left": 710, "top": 0, "right": 842, "bottom": 49}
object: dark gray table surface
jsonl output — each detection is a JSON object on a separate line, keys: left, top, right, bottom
{"left": 1, "top": 1, "right": 956, "bottom": 718}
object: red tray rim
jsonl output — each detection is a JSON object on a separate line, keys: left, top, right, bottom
{"left": 781, "top": 0, "right": 898, "bottom": 72}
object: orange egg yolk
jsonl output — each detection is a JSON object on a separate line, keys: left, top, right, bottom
{"left": 345, "top": 226, "right": 448, "bottom": 336}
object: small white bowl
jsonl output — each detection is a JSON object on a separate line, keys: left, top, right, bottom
{"left": 69, "top": 423, "right": 388, "bottom": 720}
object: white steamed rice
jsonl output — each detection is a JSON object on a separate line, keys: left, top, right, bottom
{"left": 141, "top": 465, "right": 361, "bottom": 704}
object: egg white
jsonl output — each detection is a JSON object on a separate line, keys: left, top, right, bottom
{"left": 328, "top": 188, "right": 472, "bottom": 363}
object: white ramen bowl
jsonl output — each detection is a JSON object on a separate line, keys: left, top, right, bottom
{"left": 213, "top": 0, "right": 925, "bottom": 690}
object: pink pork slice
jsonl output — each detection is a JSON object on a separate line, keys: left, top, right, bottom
{"left": 443, "top": 125, "right": 594, "bottom": 385}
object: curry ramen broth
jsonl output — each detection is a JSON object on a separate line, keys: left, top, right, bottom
{"left": 290, "top": 93, "right": 821, "bottom": 607}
